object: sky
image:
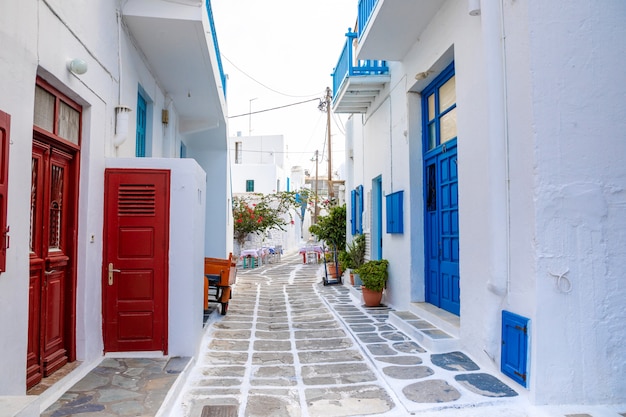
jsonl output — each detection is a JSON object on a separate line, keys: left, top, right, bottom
{"left": 211, "top": 0, "right": 357, "bottom": 178}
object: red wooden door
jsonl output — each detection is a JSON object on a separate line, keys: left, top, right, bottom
{"left": 27, "top": 140, "right": 76, "bottom": 388}
{"left": 103, "top": 169, "right": 170, "bottom": 353}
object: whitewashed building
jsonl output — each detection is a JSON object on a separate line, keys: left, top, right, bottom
{"left": 334, "top": 0, "right": 625, "bottom": 407}
{"left": 230, "top": 134, "right": 289, "bottom": 194}
{"left": 0, "top": 0, "right": 230, "bottom": 407}
{"left": 230, "top": 133, "right": 305, "bottom": 254}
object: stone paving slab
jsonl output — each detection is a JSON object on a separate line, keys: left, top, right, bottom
{"left": 41, "top": 357, "right": 188, "bottom": 417}
{"left": 171, "top": 254, "right": 528, "bottom": 417}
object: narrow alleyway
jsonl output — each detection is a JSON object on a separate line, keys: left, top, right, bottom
{"left": 171, "top": 253, "right": 526, "bottom": 417}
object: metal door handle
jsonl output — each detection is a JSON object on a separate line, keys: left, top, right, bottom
{"left": 108, "top": 262, "right": 121, "bottom": 285}
{"left": 44, "top": 269, "right": 57, "bottom": 275}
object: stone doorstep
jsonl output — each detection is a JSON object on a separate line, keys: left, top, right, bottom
{"left": 0, "top": 396, "right": 40, "bottom": 417}
{"left": 388, "top": 310, "right": 460, "bottom": 354}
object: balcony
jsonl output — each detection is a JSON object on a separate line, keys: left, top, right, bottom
{"left": 331, "top": 30, "right": 390, "bottom": 114}
{"left": 122, "top": 0, "right": 227, "bottom": 133}
{"left": 357, "top": 0, "right": 446, "bottom": 61}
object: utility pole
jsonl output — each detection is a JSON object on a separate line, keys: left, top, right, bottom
{"left": 313, "top": 150, "right": 319, "bottom": 224}
{"left": 324, "top": 87, "right": 334, "bottom": 198}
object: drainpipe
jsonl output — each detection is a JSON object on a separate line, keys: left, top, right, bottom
{"left": 482, "top": 0, "right": 510, "bottom": 297}
{"left": 481, "top": 0, "right": 511, "bottom": 363}
{"left": 113, "top": 8, "right": 131, "bottom": 150}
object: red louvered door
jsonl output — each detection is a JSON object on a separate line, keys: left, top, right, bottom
{"left": 103, "top": 169, "right": 170, "bottom": 352}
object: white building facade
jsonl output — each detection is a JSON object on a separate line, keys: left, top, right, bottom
{"left": 0, "top": 0, "right": 230, "bottom": 403}
{"left": 230, "top": 134, "right": 305, "bottom": 254}
{"left": 335, "top": 0, "right": 626, "bottom": 407}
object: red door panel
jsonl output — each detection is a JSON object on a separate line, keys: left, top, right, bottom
{"left": 28, "top": 141, "right": 76, "bottom": 388}
{"left": 103, "top": 169, "right": 170, "bottom": 353}
{"left": 26, "top": 263, "right": 43, "bottom": 388}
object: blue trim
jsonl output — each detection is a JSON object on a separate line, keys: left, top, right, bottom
{"left": 356, "top": 185, "right": 363, "bottom": 234}
{"left": 245, "top": 179, "right": 254, "bottom": 192}
{"left": 501, "top": 311, "right": 529, "bottom": 387}
{"left": 422, "top": 62, "right": 460, "bottom": 316}
{"left": 136, "top": 92, "right": 147, "bottom": 157}
{"left": 357, "top": 0, "right": 378, "bottom": 40}
{"left": 386, "top": 190, "right": 404, "bottom": 234}
{"left": 331, "top": 30, "right": 388, "bottom": 106}
{"left": 372, "top": 176, "right": 383, "bottom": 259}
{"left": 206, "top": 0, "right": 227, "bottom": 97}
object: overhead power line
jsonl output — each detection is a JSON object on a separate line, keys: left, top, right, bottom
{"left": 221, "top": 54, "right": 324, "bottom": 98}
{"left": 228, "top": 98, "right": 319, "bottom": 119}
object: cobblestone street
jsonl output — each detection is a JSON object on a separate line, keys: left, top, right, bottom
{"left": 172, "top": 253, "right": 525, "bottom": 417}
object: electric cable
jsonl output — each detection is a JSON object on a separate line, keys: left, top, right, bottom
{"left": 228, "top": 98, "right": 319, "bottom": 118}
{"left": 222, "top": 53, "right": 324, "bottom": 98}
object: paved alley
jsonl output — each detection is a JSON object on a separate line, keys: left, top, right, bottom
{"left": 171, "top": 253, "right": 529, "bottom": 417}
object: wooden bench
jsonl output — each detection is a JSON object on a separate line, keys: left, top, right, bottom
{"left": 204, "top": 253, "right": 237, "bottom": 315}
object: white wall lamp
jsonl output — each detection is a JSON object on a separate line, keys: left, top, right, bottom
{"left": 67, "top": 58, "right": 88, "bottom": 75}
{"left": 468, "top": 0, "right": 481, "bottom": 16}
{"left": 415, "top": 71, "right": 432, "bottom": 81}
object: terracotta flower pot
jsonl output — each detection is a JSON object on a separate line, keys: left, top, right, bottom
{"left": 361, "top": 286, "right": 383, "bottom": 307}
{"left": 327, "top": 264, "right": 342, "bottom": 278}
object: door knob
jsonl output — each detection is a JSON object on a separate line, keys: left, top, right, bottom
{"left": 108, "top": 262, "right": 121, "bottom": 285}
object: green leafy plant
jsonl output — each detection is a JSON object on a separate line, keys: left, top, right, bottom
{"left": 345, "top": 234, "right": 366, "bottom": 270}
{"left": 308, "top": 204, "right": 346, "bottom": 250}
{"left": 356, "top": 259, "right": 389, "bottom": 292}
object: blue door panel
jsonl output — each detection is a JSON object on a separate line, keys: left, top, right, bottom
{"left": 425, "top": 143, "right": 460, "bottom": 316}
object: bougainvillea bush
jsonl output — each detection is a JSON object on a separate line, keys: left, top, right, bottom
{"left": 232, "top": 192, "right": 299, "bottom": 248}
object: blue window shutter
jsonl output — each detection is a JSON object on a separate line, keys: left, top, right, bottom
{"left": 501, "top": 311, "right": 529, "bottom": 387}
{"left": 386, "top": 191, "right": 404, "bottom": 234}
{"left": 351, "top": 189, "right": 357, "bottom": 235}
{"left": 357, "top": 185, "right": 363, "bottom": 233}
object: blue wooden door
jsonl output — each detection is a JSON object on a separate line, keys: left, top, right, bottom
{"left": 423, "top": 62, "right": 459, "bottom": 315}
{"left": 136, "top": 93, "right": 146, "bottom": 157}
{"left": 425, "top": 142, "right": 459, "bottom": 315}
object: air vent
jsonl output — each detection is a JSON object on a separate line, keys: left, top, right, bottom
{"left": 118, "top": 184, "right": 156, "bottom": 215}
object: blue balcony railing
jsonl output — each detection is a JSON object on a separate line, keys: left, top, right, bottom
{"left": 206, "top": 0, "right": 227, "bottom": 97}
{"left": 358, "top": 0, "right": 378, "bottom": 39}
{"left": 332, "top": 29, "right": 388, "bottom": 104}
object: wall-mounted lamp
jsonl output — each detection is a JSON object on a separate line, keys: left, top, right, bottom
{"left": 415, "top": 71, "right": 432, "bottom": 81}
{"left": 67, "top": 58, "right": 88, "bottom": 75}
{"left": 162, "top": 109, "right": 169, "bottom": 125}
{"left": 468, "top": 0, "right": 481, "bottom": 16}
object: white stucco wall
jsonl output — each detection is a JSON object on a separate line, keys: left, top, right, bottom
{"left": 0, "top": 0, "right": 228, "bottom": 394}
{"left": 527, "top": 0, "right": 626, "bottom": 404}
{"left": 106, "top": 158, "right": 207, "bottom": 358}
{"left": 345, "top": 0, "right": 626, "bottom": 405}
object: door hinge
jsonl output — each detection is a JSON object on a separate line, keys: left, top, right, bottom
{"left": 515, "top": 325, "right": 527, "bottom": 334}
{"left": 514, "top": 371, "right": 527, "bottom": 381}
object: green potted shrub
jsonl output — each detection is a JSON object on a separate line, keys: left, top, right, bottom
{"left": 356, "top": 259, "right": 388, "bottom": 306}
{"left": 344, "top": 234, "right": 365, "bottom": 285}
{"left": 309, "top": 204, "right": 346, "bottom": 279}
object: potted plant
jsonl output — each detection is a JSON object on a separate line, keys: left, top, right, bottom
{"left": 309, "top": 204, "right": 346, "bottom": 279}
{"left": 356, "top": 259, "right": 389, "bottom": 306}
{"left": 342, "top": 234, "right": 365, "bottom": 285}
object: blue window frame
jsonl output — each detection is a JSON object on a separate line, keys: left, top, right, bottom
{"left": 351, "top": 185, "right": 364, "bottom": 235}
{"left": 501, "top": 310, "right": 529, "bottom": 387}
{"left": 246, "top": 180, "right": 254, "bottom": 192}
{"left": 386, "top": 190, "right": 404, "bottom": 234}
{"left": 136, "top": 92, "right": 147, "bottom": 157}
{"left": 422, "top": 62, "right": 456, "bottom": 153}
